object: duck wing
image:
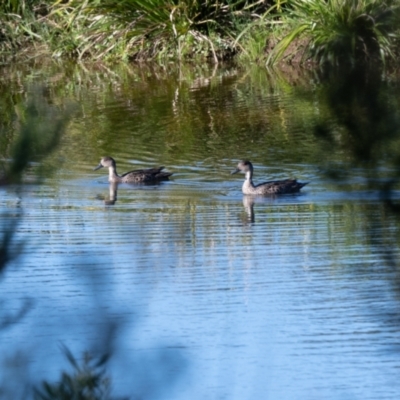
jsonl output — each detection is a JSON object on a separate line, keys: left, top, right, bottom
{"left": 122, "top": 167, "right": 172, "bottom": 182}
{"left": 256, "top": 179, "right": 308, "bottom": 194}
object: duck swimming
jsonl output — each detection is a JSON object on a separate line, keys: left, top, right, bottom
{"left": 231, "top": 160, "right": 308, "bottom": 195}
{"left": 94, "top": 156, "right": 172, "bottom": 183}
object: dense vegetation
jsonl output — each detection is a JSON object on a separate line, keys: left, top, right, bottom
{"left": 1, "top": 0, "right": 400, "bottom": 67}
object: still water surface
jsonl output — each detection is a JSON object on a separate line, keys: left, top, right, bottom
{"left": 0, "top": 63, "right": 400, "bottom": 400}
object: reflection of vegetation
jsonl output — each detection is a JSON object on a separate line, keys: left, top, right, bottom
{"left": 0, "top": 88, "right": 71, "bottom": 184}
{"left": 314, "top": 66, "right": 400, "bottom": 270}
{"left": 0, "top": 62, "right": 326, "bottom": 171}
{"left": 316, "top": 67, "right": 400, "bottom": 178}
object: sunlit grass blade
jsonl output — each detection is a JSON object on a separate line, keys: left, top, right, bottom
{"left": 267, "top": 23, "right": 308, "bottom": 65}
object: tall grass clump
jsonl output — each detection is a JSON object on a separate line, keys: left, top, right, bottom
{"left": 267, "top": 0, "right": 400, "bottom": 67}
{"left": 82, "top": 0, "right": 268, "bottom": 62}
{"left": 4, "top": 0, "right": 270, "bottom": 62}
{"left": 0, "top": 1, "right": 35, "bottom": 57}
{"left": 234, "top": 1, "right": 285, "bottom": 64}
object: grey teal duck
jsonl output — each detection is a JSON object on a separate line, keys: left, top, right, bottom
{"left": 231, "top": 160, "right": 308, "bottom": 195}
{"left": 94, "top": 156, "right": 172, "bottom": 183}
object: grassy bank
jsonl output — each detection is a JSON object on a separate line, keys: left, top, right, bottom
{"left": 1, "top": 0, "right": 400, "bottom": 68}
{"left": 0, "top": 0, "right": 268, "bottom": 63}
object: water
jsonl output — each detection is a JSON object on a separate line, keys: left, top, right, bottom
{"left": 0, "top": 62, "right": 400, "bottom": 400}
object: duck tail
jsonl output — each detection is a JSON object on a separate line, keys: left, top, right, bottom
{"left": 298, "top": 181, "right": 309, "bottom": 189}
{"left": 156, "top": 172, "right": 173, "bottom": 180}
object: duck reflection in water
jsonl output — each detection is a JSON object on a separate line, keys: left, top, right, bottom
{"left": 106, "top": 182, "right": 118, "bottom": 205}
{"left": 94, "top": 182, "right": 118, "bottom": 205}
{"left": 231, "top": 160, "right": 308, "bottom": 195}
{"left": 241, "top": 195, "right": 279, "bottom": 224}
{"left": 242, "top": 195, "right": 255, "bottom": 223}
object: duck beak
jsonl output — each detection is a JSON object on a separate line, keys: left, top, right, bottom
{"left": 93, "top": 163, "right": 103, "bottom": 171}
{"left": 231, "top": 168, "right": 240, "bottom": 175}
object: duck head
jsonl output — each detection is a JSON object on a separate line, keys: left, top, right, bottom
{"left": 94, "top": 156, "right": 116, "bottom": 171}
{"left": 231, "top": 160, "right": 254, "bottom": 175}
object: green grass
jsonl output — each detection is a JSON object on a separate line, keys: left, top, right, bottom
{"left": 1, "top": 0, "right": 400, "bottom": 67}
{"left": 266, "top": 0, "right": 400, "bottom": 67}
{"left": 82, "top": 0, "right": 257, "bottom": 61}
{"left": 0, "top": 0, "right": 269, "bottom": 62}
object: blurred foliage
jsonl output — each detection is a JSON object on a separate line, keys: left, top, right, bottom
{"left": 0, "top": 71, "right": 189, "bottom": 400}
{"left": 0, "top": 84, "right": 71, "bottom": 278}
{"left": 34, "top": 347, "right": 123, "bottom": 400}
{"left": 313, "top": 65, "right": 400, "bottom": 271}
{"left": 315, "top": 66, "right": 400, "bottom": 180}
{"left": 0, "top": 87, "right": 71, "bottom": 184}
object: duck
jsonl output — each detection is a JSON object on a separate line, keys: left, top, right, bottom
{"left": 231, "top": 160, "right": 308, "bottom": 195}
{"left": 94, "top": 156, "right": 172, "bottom": 183}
